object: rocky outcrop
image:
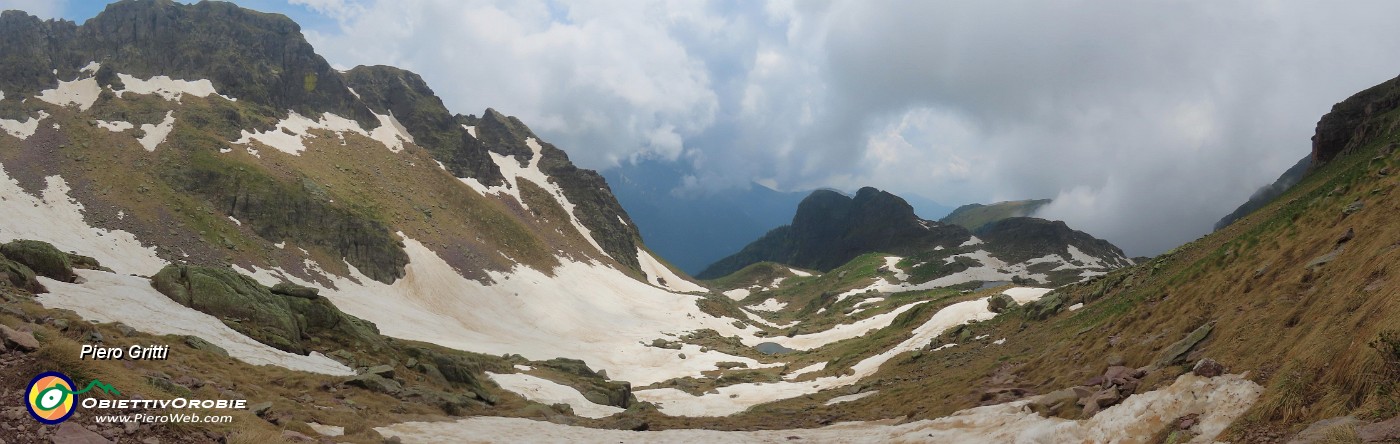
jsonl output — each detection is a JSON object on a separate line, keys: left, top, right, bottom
{"left": 0, "top": 240, "right": 76, "bottom": 282}
{"left": 343, "top": 66, "right": 505, "bottom": 186}
{"left": 1311, "top": 73, "right": 1400, "bottom": 168}
{"left": 151, "top": 265, "right": 382, "bottom": 355}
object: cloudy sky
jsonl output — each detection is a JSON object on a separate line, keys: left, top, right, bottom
{"left": 20, "top": 1, "right": 1400, "bottom": 255}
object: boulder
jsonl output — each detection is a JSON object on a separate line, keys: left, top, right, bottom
{"left": 1155, "top": 323, "right": 1213, "bottom": 367}
{"left": 183, "top": 335, "right": 229, "bottom": 357}
{"left": 0, "top": 240, "right": 76, "bottom": 282}
{"left": 53, "top": 423, "right": 112, "bottom": 444}
{"left": 0, "top": 324, "right": 38, "bottom": 352}
{"left": 345, "top": 374, "right": 402, "bottom": 395}
{"left": 986, "top": 294, "right": 1016, "bottom": 313}
{"left": 363, "top": 365, "right": 395, "bottom": 379}
{"left": 1358, "top": 415, "right": 1400, "bottom": 442}
{"left": 0, "top": 255, "right": 43, "bottom": 293}
{"left": 1192, "top": 359, "right": 1224, "bottom": 378}
{"left": 1287, "top": 416, "right": 1362, "bottom": 444}
{"left": 1028, "top": 388, "right": 1080, "bottom": 417}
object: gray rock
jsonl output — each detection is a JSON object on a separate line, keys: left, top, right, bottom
{"left": 986, "top": 294, "right": 1016, "bottom": 313}
{"left": 0, "top": 325, "right": 38, "bottom": 352}
{"left": 1287, "top": 416, "right": 1362, "bottom": 444}
{"left": 183, "top": 336, "right": 228, "bottom": 357}
{"left": 114, "top": 323, "right": 135, "bottom": 336}
{"left": 1358, "top": 415, "right": 1400, "bottom": 442}
{"left": 1106, "top": 355, "right": 1125, "bottom": 367}
{"left": 52, "top": 423, "right": 111, "bottom": 444}
{"left": 346, "top": 374, "right": 403, "bottom": 394}
{"left": 1155, "top": 323, "right": 1213, "bottom": 367}
{"left": 363, "top": 365, "right": 395, "bottom": 379}
{"left": 1027, "top": 388, "right": 1080, "bottom": 417}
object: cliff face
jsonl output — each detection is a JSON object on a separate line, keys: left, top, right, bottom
{"left": 1311, "top": 74, "right": 1400, "bottom": 168}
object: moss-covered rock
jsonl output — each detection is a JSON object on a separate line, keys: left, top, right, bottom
{"left": 270, "top": 282, "right": 319, "bottom": 299}
{"left": 151, "top": 265, "right": 381, "bottom": 355}
{"left": 0, "top": 254, "right": 44, "bottom": 293}
{"left": 0, "top": 240, "right": 76, "bottom": 282}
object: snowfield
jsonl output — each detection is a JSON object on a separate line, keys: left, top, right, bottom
{"left": 36, "top": 271, "right": 353, "bottom": 376}
{"left": 237, "top": 235, "right": 765, "bottom": 386}
{"left": 381, "top": 373, "right": 1261, "bottom": 443}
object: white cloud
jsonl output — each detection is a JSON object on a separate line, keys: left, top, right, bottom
{"left": 292, "top": 0, "right": 1400, "bottom": 255}
{"left": 301, "top": 0, "right": 718, "bottom": 168}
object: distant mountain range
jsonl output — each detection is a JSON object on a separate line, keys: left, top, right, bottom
{"left": 603, "top": 160, "right": 954, "bottom": 274}
{"left": 697, "top": 187, "right": 1130, "bottom": 286}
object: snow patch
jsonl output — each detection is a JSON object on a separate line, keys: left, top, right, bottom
{"left": 747, "top": 299, "right": 787, "bottom": 312}
{"left": 94, "top": 120, "right": 133, "bottom": 132}
{"left": 514, "top": 364, "right": 533, "bottom": 371}
{"left": 637, "top": 248, "right": 706, "bottom": 293}
{"left": 307, "top": 422, "right": 344, "bottom": 437}
{"left": 825, "top": 390, "right": 877, "bottom": 406}
{"left": 36, "top": 271, "right": 353, "bottom": 376}
{"left": 788, "top": 268, "right": 813, "bottom": 277}
{"left": 114, "top": 73, "right": 234, "bottom": 102}
{"left": 137, "top": 111, "right": 175, "bottom": 151}
{"left": 960, "top": 236, "right": 984, "bottom": 247}
{"left": 0, "top": 110, "right": 48, "bottom": 139}
{"left": 462, "top": 124, "right": 477, "bottom": 137}
{"left": 234, "top": 111, "right": 413, "bottom": 155}
{"left": 722, "top": 288, "right": 751, "bottom": 300}
{"left": 1068, "top": 303, "right": 1084, "bottom": 311}
{"left": 80, "top": 61, "right": 100, "bottom": 74}
{"left": 368, "top": 112, "right": 413, "bottom": 153}
{"left": 228, "top": 216, "right": 242, "bottom": 226}
{"left": 487, "top": 372, "right": 623, "bottom": 419}
{"left": 36, "top": 76, "right": 100, "bottom": 111}
{"left": 785, "top": 362, "right": 826, "bottom": 380}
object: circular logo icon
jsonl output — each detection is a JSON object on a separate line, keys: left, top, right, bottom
{"left": 25, "top": 372, "right": 77, "bottom": 424}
